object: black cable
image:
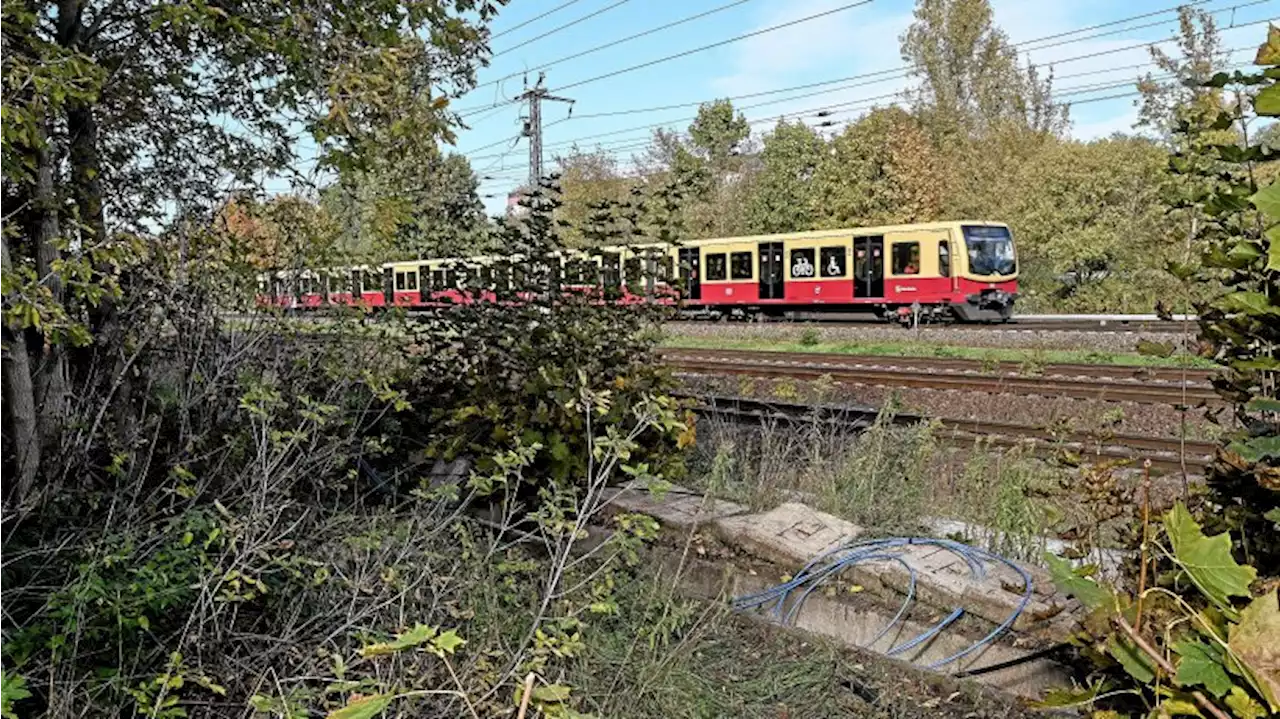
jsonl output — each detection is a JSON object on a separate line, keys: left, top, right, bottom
{"left": 552, "top": 0, "right": 875, "bottom": 93}
{"left": 492, "top": 0, "right": 632, "bottom": 59}
{"left": 949, "top": 641, "right": 1073, "bottom": 678}
{"left": 490, "top": 0, "right": 585, "bottom": 41}
{"left": 474, "top": 0, "right": 758, "bottom": 93}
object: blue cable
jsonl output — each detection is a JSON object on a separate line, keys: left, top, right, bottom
{"left": 730, "top": 536, "right": 1033, "bottom": 673}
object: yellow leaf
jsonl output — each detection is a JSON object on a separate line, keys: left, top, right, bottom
{"left": 1230, "top": 591, "right": 1280, "bottom": 711}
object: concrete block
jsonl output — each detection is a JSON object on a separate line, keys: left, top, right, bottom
{"left": 598, "top": 481, "right": 748, "bottom": 533}
{"left": 713, "top": 502, "right": 865, "bottom": 568}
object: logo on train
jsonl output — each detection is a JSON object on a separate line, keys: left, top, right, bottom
{"left": 792, "top": 255, "right": 814, "bottom": 277}
{"left": 826, "top": 256, "right": 840, "bottom": 277}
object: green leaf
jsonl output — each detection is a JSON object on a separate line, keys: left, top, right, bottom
{"left": 1225, "top": 687, "right": 1267, "bottom": 719}
{"left": 1045, "top": 553, "right": 1114, "bottom": 610}
{"left": 1033, "top": 681, "right": 1114, "bottom": 708}
{"left": 532, "top": 684, "right": 573, "bottom": 703}
{"left": 1229, "top": 591, "right": 1280, "bottom": 711}
{"left": 1218, "top": 291, "right": 1280, "bottom": 316}
{"left": 1, "top": 669, "right": 32, "bottom": 719}
{"left": 1246, "top": 397, "right": 1280, "bottom": 413}
{"left": 1108, "top": 634, "right": 1157, "bottom": 683}
{"left": 1264, "top": 508, "right": 1280, "bottom": 525}
{"left": 1250, "top": 180, "right": 1280, "bottom": 218}
{"left": 1266, "top": 226, "right": 1280, "bottom": 272}
{"left": 327, "top": 693, "right": 393, "bottom": 719}
{"left": 1257, "top": 25, "right": 1280, "bottom": 66}
{"left": 1174, "top": 639, "right": 1234, "bottom": 697}
{"left": 359, "top": 623, "right": 437, "bottom": 657}
{"left": 1254, "top": 84, "right": 1280, "bottom": 115}
{"left": 1164, "top": 503, "right": 1257, "bottom": 613}
{"left": 1226, "top": 435, "right": 1280, "bottom": 463}
{"left": 430, "top": 629, "right": 465, "bottom": 656}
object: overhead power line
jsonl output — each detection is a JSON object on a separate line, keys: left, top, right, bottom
{"left": 493, "top": 0, "right": 633, "bottom": 58}
{"left": 468, "top": 28, "right": 1267, "bottom": 163}
{"left": 473, "top": 0, "right": 758, "bottom": 93}
{"left": 490, "top": 0, "right": 585, "bottom": 41}
{"left": 462, "top": 0, "right": 874, "bottom": 117}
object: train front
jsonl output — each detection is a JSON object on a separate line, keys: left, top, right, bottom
{"left": 951, "top": 223, "right": 1018, "bottom": 322}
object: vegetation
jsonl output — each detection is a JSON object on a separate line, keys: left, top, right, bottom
{"left": 1042, "top": 26, "right": 1279, "bottom": 719}
{"left": 547, "top": 4, "right": 1279, "bottom": 313}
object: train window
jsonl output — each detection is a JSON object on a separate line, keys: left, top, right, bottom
{"left": 624, "top": 257, "right": 641, "bottom": 286}
{"left": 892, "top": 242, "right": 921, "bottom": 275}
{"left": 395, "top": 272, "right": 406, "bottom": 291}
{"left": 601, "top": 252, "right": 621, "bottom": 288}
{"left": 820, "top": 247, "right": 846, "bottom": 278}
{"left": 705, "top": 253, "right": 727, "bottom": 281}
{"left": 364, "top": 271, "right": 381, "bottom": 293}
{"left": 479, "top": 266, "right": 493, "bottom": 287}
{"left": 406, "top": 271, "right": 418, "bottom": 291}
{"left": 790, "top": 248, "right": 816, "bottom": 279}
{"left": 431, "top": 269, "right": 445, "bottom": 288}
{"left": 938, "top": 241, "right": 951, "bottom": 277}
{"left": 730, "top": 251, "right": 753, "bottom": 280}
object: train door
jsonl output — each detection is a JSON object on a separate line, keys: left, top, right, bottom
{"left": 758, "top": 241, "right": 784, "bottom": 299}
{"left": 382, "top": 267, "right": 393, "bottom": 304}
{"left": 678, "top": 247, "right": 701, "bottom": 301}
{"left": 853, "top": 236, "right": 884, "bottom": 298}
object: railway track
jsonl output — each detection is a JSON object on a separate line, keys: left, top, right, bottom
{"left": 661, "top": 348, "right": 1219, "bottom": 406}
{"left": 683, "top": 394, "right": 1214, "bottom": 474}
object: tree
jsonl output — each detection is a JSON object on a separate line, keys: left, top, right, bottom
{"left": 899, "top": 0, "right": 1066, "bottom": 140}
{"left": 1136, "top": 5, "right": 1228, "bottom": 145}
{"left": 686, "top": 99, "right": 751, "bottom": 171}
{"left": 1009, "top": 137, "right": 1175, "bottom": 310}
{"left": 1, "top": 0, "right": 501, "bottom": 502}
{"left": 322, "top": 151, "right": 489, "bottom": 260}
{"left": 811, "top": 107, "right": 943, "bottom": 228}
{"left": 553, "top": 147, "right": 632, "bottom": 247}
{"left": 746, "top": 120, "right": 826, "bottom": 234}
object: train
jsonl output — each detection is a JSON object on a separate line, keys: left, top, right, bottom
{"left": 255, "top": 220, "right": 1019, "bottom": 323}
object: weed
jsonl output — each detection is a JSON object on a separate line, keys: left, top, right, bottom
{"left": 799, "top": 327, "right": 821, "bottom": 346}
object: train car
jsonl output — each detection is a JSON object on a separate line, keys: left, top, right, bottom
{"left": 252, "top": 220, "right": 1017, "bottom": 323}
{"left": 673, "top": 220, "right": 1018, "bottom": 323}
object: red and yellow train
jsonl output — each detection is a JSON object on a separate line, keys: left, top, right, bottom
{"left": 256, "top": 220, "right": 1019, "bottom": 323}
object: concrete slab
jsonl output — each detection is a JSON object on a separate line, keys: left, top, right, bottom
{"left": 665, "top": 551, "right": 1071, "bottom": 699}
{"left": 712, "top": 502, "right": 866, "bottom": 568}
{"left": 598, "top": 481, "right": 748, "bottom": 533}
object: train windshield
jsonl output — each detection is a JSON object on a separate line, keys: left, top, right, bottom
{"left": 962, "top": 225, "right": 1016, "bottom": 277}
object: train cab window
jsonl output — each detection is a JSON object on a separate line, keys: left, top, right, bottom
{"left": 790, "top": 248, "right": 816, "bottom": 279}
{"left": 494, "top": 265, "right": 510, "bottom": 292}
{"left": 938, "top": 241, "right": 951, "bottom": 277}
{"left": 624, "top": 257, "right": 642, "bottom": 286}
{"left": 364, "top": 271, "right": 380, "bottom": 293}
{"left": 892, "top": 242, "right": 921, "bottom": 275}
{"left": 406, "top": 270, "right": 418, "bottom": 291}
{"left": 479, "top": 266, "right": 493, "bottom": 287}
{"left": 820, "top": 247, "right": 846, "bottom": 278}
{"left": 730, "top": 251, "right": 753, "bottom": 280}
{"left": 431, "top": 269, "right": 446, "bottom": 288}
{"left": 705, "top": 253, "right": 727, "bottom": 281}
{"left": 395, "top": 272, "right": 406, "bottom": 291}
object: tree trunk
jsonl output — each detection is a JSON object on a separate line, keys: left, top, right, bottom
{"left": 2, "top": 237, "right": 42, "bottom": 504}
{"left": 31, "top": 117, "right": 71, "bottom": 445}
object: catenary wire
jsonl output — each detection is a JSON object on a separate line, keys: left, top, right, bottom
{"left": 473, "top": 0, "right": 759, "bottom": 93}
{"left": 490, "top": 0, "right": 585, "bottom": 41}
{"left": 492, "top": 0, "right": 633, "bottom": 59}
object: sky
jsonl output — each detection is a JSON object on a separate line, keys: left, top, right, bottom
{"left": 452, "top": 0, "right": 1278, "bottom": 215}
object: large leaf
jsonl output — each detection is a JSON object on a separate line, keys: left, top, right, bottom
{"left": 1045, "top": 553, "right": 1114, "bottom": 610}
{"left": 1218, "top": 291, "right": 1280, "bottom": 317}
{"left": 1266, "top": 226, "right": 1280, "bottom": 272}
{"left": 1173, "top": 639, "right": 1234, "bottom": 697}
{"left": 327, "top": 693, "right": 393, "bottom": 719}
{"left": 1229, "top": 591, "right": 1280, "bottom": 711}
{"left": 1255, "top": 84, "right": 1280, "bottom": 115}
{"left": 1226, "top": 687, "right": 1268, "bottom": 719}
{"left": 1258, "top": 25, "right": 1280, "bottom": 66}
{"left": 1226, "top": 435, "right": 1280, "bottom": 463}
{"left": 1251, "top": 180, "right": 1280, "bottom": 219}
{"left": 1108, "top": 634, "right": 1156, "bottom": 683}
{"left": 1164, "top": 503, "right": 1257, "bottom": 613}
